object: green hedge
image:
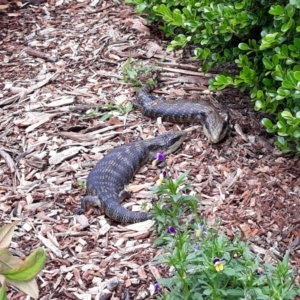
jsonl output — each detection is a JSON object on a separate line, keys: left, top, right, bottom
{"left": 126, "top": 0, "right": 300, "bottom": 154}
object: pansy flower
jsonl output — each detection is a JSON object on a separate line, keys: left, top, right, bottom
{"left": 195, "top": 224, "right": 206, "bottom": 237}
{"left": 167, "top": 226, "right": 176, "bottom": 235}
{"left": 152, "top": 152, "right": 165, "bottom": 166}
{"left": 256, "top": 268, "right": 264, "bottom": 276}
{"left": 213, "top": 257, "right": 226, "bottom": 272}
{"left": 156, "top": 170, "right": 167, "bottom": 185}
{"left": 149, "top": 283, "right": 160, "bottom": 295}
{"left": 193, "top": 244, "right": 201, "bottom": 251}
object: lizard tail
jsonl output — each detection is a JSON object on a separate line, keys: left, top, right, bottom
{"left": 103, "top": 198, "right": 151, "bottom": 223}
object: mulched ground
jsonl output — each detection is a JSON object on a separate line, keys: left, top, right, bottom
{"left": 1, "top": 0, "right": 300, "bottom": 299}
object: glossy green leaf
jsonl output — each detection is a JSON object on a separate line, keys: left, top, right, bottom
{"left": 262, "top": 118, "right": 274, "bottom": 128}
{"left": 281, "top": 19, "right": 294, "bottom": 33}
{"left": 0, "top": 277, "right": 7, "bottom": 300}
{"left": 294, "top": 130, "right": 300, "bottom": 138}
{"left": 172, "top": 9, "right": 184, "bottom": 26}
{"left": 294, "top": 71, "right": 300, "bottom": 80}
{"left": 281, "top": 110, "right": 295, "bottom": 121}
{"left": 282, "top": 80, "right": 295, "bottom": 89}
{"left": 281, "top": 44, "right": 289, "bottom": 57}
{"left": 0, "top": 250, "right": 23, "bottom": 274}
{"left": 238, "top": 43, "right": 250, "bottom": 51}
{"left": 262, "top": 78, "right": 272, "bottom": 87}
{"left": 256, "top": 90, "right": 264, "bottom": 99}
{"left": 286, "top": 58, "right": 295, "bottom": 65}
{"left": 269, "top": 5, "right": 284, "bottom": 15}
{"left": 286, "top": 2, "right": 297, "bottom": 12}
{"left": 255, "top": 100, "right": 264, "bottom": 110}
{"left": 4, "top": 248, "right": 46, "bottom": 281}
{"left": 262, "top": 57, "right": 273, "bottom": 69}
{"left": 235, "top": 2, "right": 244, "bottom": 9}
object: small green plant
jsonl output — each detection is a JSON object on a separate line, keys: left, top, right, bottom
{"left": 84, "top": 99, "right": 133, "bottom": 121}
{"left": 0, "top": 221, "right": 46, "bottom": 299}
{"left": 86, "top": 107, "right": 100, "bottom": 117}
{"left": 121, "top": 58, "right": 158, "bottom": 86}
{"left": 150, "top": 173, "right": 300, "bottom": 300}
{"left": 151, "top": 170, "right": 199, "bottom": 240}
{"left": 100, "top": 101, "right": 133, "bottom": 121}
{"left": 78, "top": 181, "right": 86, "bottom": 189}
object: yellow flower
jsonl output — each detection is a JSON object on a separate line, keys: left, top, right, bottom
{"left": 195, "top": 224, "right": 206, "bottom": 237}
{"left": 213, "top": 258, "right": 225, "bottom": 272}
{"left": 145, "top": 203, "right": 153, "bottom": 211}
{"left": 156, "top": 171, "right": 167, "bottom": 185}
{"left": 156, "top": 178, "right": 164, "bottom": 185}
{"left": 215, "top": 263, "right": 224, "bottom": 272}
{"left": 152, "top": 160, "right": 158, "bottom": 166}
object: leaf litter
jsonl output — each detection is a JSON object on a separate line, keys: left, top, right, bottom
{"left": 1, "top": 0, "right": 300, "bottom": 299}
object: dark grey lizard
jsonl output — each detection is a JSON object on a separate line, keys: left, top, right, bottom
{"left": 135, "top": 83, "right": 229, "bottom": 143}
{"left": 74, "top": 131, "right": 186, "bottom": 223}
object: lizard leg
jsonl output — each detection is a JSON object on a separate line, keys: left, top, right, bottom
{"left": 74, "top": 195, "right": 101, "bottom": 215}
{"left": 118, "top": 190, "right": 131, "bottom": 203}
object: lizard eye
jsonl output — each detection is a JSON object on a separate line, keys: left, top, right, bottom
{"left": 222, "top": 121, "right": 228, "bottom": 131}
{"left": 204, "top": 121, "right": 209, "bottom": 129}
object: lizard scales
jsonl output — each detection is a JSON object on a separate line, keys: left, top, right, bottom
{"left": 136, "top": 83, "right": 229, "bottom": 143}
{"left": 74, "top": 131, "right": 186, "bottom": 223}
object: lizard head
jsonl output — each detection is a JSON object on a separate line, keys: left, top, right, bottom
{"left": 202, "top": 111, "right": 229, "bottom": 143}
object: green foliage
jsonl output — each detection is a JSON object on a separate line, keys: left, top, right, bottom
{"left": 150, "top": 173, "right": 300, "bottom": 300}
{"left": 262, "top": 110, "right": 300, "bottom": 153}
{"left": 78, "top": 181, "right": 86, "bottom": 189}
{"left": 0, "top": 221, "right": 46, "bottom": 299}
{"left": 121, "top": 58, "right": 158, "bottom": 86}
{"left": 99, "top": 101, "right": 133, "bottom": 121}
{"left": 127, "top": 0, "right": 300, "bottom": 154}
{"left": 85, "top": 99, "right": 133, "bottom": 122}
{"left": 151, "top": 171, "right": 199, "bottom": 240}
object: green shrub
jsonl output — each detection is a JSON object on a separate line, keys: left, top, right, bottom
{"left": 126, "top": 0, "right": 300, "bottom": 154}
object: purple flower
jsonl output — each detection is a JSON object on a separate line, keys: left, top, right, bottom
{"left": 149, "top": 283, "right": 160, "bottom": 295}
{"left": 198, "top": 224, "right": 205, "bottom": 231}
{"left": 256, "top": 268, "right": 264, "bottom": 276}
{"left": 152, "top": 152, "right": 165, "bottom": 166}
{"left": 193, "top": 244, "right": 201, "bottom": 251}
{"left": 156, "top": 152, "right": 165, "bottom": 162}
{"left": 195, "top": 224, "right": 207, "bottom": 238}
{"left": 153, "top": 283, "right": 160, "bottom": 293}
{"left": 167, "top": 226, "right": 176, "bottom": 235}
{"left": 213, "top": 257, "right": 226, "bottom": 264}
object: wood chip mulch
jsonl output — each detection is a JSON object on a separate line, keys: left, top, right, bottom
{"left": 1, "top": 0, "right": 300, "bottom": 299}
